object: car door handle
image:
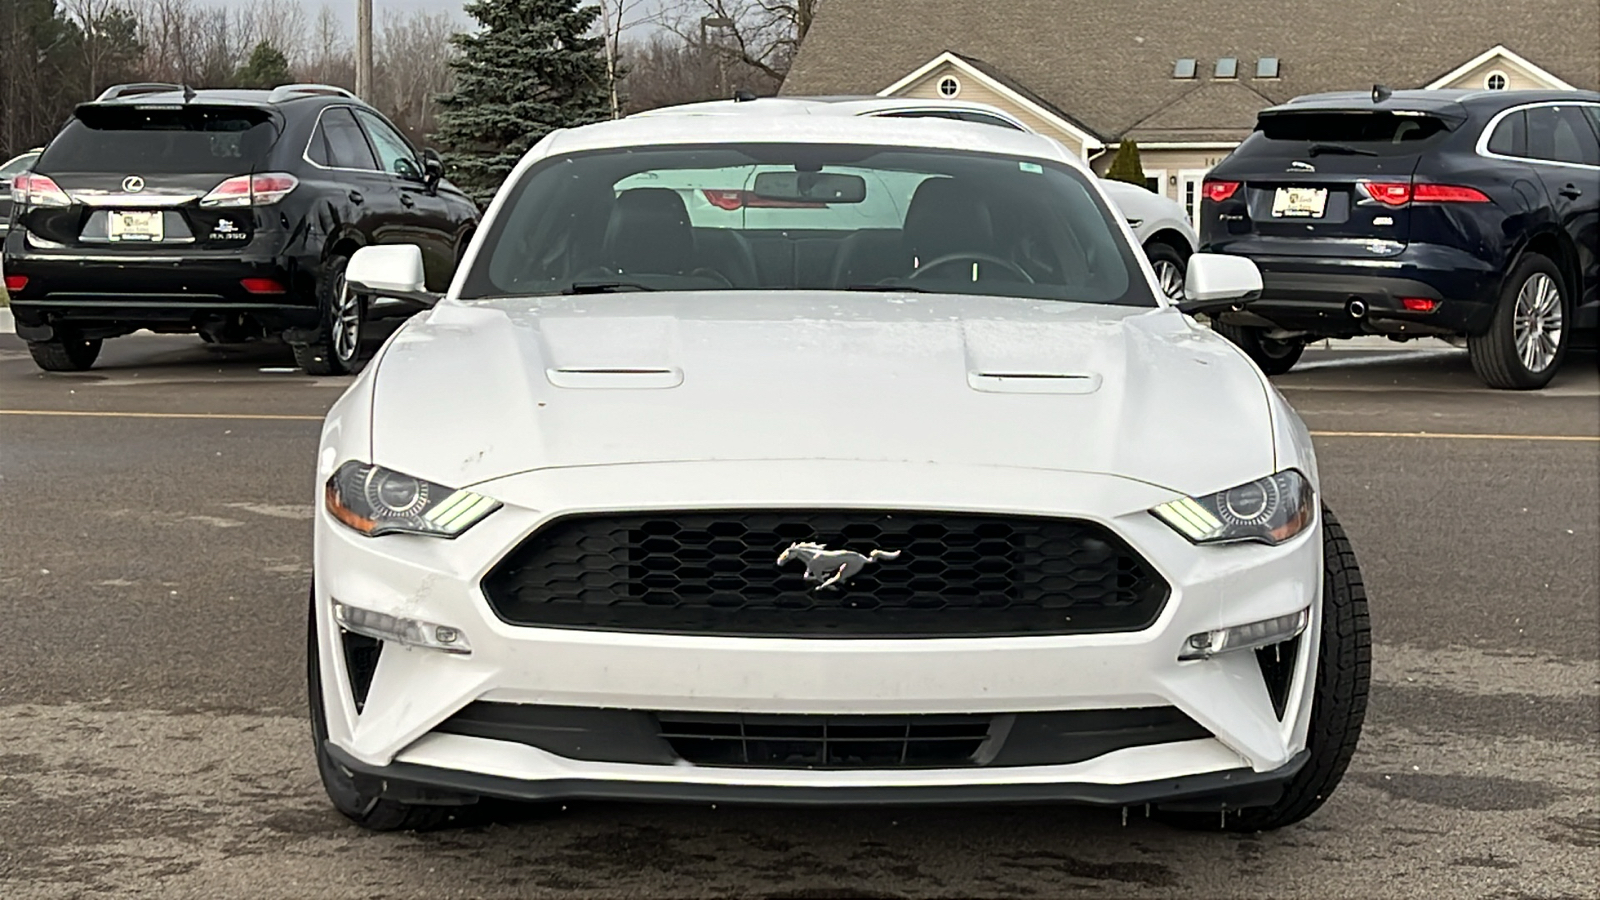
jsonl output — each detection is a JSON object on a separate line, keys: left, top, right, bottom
{"left": 1559, "top": 183, "right": 1582, "bottom": 200}
{"left": 348, "top": 190, "right": 363, "bottom": 204}
{"left": 400, "top": 193, "right": 416, "bottom": 208}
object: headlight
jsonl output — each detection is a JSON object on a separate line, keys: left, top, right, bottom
{"left": 324, "top": 461, "right": 500, "bottom": 538}
{"left": 1152, "top": 470, "right": 1314, "bottom": 545}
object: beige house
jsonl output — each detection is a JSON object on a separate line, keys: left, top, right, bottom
{"left": 782, "top": 0, "right": 1599, "bottom": 223}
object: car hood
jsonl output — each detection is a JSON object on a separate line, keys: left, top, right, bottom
{"left": 368, "top": 292, "right": 1275, "bottom": 495}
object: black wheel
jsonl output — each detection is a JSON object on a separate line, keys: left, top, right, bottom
{"left": 27, "top": 336, "right": 102, "bottom": 371}
{"left": 292, "top": 256, "right": 366, "bottom": 375}
{"left": 1158, "top": 505, "right": 1371, "bottom": 832}
{"left": 1145, "top": 242, "right": 1187, "bottom": 302}
{"left": 307, "top": 589, "right": 454, "bottom": 832}
{"left": 1213, "top": 323, "right": 1306, "bottom": 375}
{"left": 1468, "top": 254, "right": 1569, "bottom": 390}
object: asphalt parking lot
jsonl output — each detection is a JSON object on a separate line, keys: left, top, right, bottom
{"left": 1, "top": 330, "right": 1596, "bottom": 899}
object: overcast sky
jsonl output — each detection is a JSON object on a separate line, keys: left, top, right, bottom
{"left": 326, "top": 0, "right": 672, "bottom": 30}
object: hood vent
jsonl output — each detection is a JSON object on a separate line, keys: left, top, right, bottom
{"left": 967, "top": 371, "right": 1102, "bottom": 394}
{"left": 546, "top": 366, "right": 683, "bottom": 389}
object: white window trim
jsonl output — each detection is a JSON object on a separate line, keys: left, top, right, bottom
{"left": 1484, "top": 70, "right": 1509, "bottom": 90}
{"left": 879, "top": 52, "right": 1105, "bottom": 151}
{"left": 937, "top": 75, "right": 961, "bottom": 98}
{"left": 1425, "top": 44, "right": 1576, "bottom": 91}
{"left": 1475, "top": 100, "right": 1600, "bottom": 172}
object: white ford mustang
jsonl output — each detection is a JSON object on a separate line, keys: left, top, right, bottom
{"left": 310, "top": 114, "right": 1370, "bottom": 833}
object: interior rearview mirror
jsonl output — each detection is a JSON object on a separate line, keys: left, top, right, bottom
{"left": 751, "top": 171, "right": 866, "bottom": 204}
{"left": 1176, "top": 253, "right": 1263, "bottom": 315}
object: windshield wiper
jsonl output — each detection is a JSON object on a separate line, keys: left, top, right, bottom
{"left": 561, "top": 280, "right": 657, "bottom": 294}
{"left": 844, "top": 284, "right": 932, "bottom": 293}
{"left": 1308, "top": 142, "right": 1378, "bottom": 157}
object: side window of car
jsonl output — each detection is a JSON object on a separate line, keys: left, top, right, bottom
{"left": 1486, "top": 110, "right": 1526, "bottom": 157}
{"left": 1527, "top": 105, "right": 1600, "bottom": 166}
{"left": 317, "top": 108, "right": 380, "bottom": 171}
{"left": 354, "top": 110, "right": 421, "bottom": 180}
{"left": 956, "top": 112, "right": 1027, "bottom": 131}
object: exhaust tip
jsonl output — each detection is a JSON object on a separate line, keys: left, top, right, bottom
{"left": 1347, "top": 298, "right": 1368, "bottom": 318}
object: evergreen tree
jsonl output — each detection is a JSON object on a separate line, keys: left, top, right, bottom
{"left": 435, "top": 0, "right": 609, "bottom": 202}
{"left": 1104, "top": 139, "right": 1149, "bottom": 188}
{"left": 234, "top": 41, "right": 293, "bottom": 89}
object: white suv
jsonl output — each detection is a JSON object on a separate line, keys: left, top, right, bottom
{"left": 634, "top": 96, "right": 1198, "bottom": 300}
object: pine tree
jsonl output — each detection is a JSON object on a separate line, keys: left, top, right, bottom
{"left": 234, "top": 41, "right": 292, "bottom": 89}
{"left": 1104, "top": 139, "right": 1148, "bottom": 188}
{"left": 434, "top": 0, "right": 610, "bottom": 202}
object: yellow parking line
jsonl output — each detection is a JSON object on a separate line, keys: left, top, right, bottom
{"left": 1311, "top": 430, "right": 1599, "bottom": 442}
{"left": 0, "top": 409, "right": 323, "bottom": 422}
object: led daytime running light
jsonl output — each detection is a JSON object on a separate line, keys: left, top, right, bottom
{"left": 1180, "top": 608, "right": 1309, "bottom": 660}
{"left": 334, "top": 601, "right": 471, "bottom": 654}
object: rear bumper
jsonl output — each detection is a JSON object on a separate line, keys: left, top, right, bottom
{"left": 3, "top": 233, "right": 320, "bottom": 338}
{"left": 1219, "top": 245, "right": 1500, "bottom": 338}
{"left": 324, "top": 740, "right": 1309, "bottom": 811}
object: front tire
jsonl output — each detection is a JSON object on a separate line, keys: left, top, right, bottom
{"left": 1145, "top": 242, "right": 1188, "bottom": 302}
{"left": 292, "top": 256, "right": 366, "bottom": 376}
{"left": 27, "top": 336, "right": 103, "bottom": 372}
{"left": 1159, "top": 505, "right": 1371, "bottom": 832}
{"left": 307, "top": 589, "right": 454, "bottom": 832}
{"left": 1468, "top": 254, "right": 1568, "bottom": 390}
{"left": 1213, "top": 323, "right": 1306, "bottom": 375}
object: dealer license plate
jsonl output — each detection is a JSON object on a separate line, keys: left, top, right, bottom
{"left": 108, "top": 210, "right": 164, "bottom": 242}
{"left": 1271, "top": 187, "right": 1328, "bottom": 218}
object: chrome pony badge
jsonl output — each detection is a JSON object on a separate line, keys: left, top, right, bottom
{"left": 778, "top": 542, "right": 901, "bottom": 590}
{"left": 122, "top": 175, "right": 145, "bottom": 193}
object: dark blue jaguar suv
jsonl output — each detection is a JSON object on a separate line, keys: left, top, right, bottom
{"left": 1201, "top": 88, "right": 1599, "bottom": 389}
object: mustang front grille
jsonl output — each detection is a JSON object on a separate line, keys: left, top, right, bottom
{"left": 480, "top": 510, "right": 1169, "bottom": 637}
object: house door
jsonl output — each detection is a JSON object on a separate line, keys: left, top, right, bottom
{"left": 1178, "top": 168, "right": 1209, "bottom": 226}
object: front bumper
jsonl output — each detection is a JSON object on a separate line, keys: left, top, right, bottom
{"left": 1219, "top": 243, "right": 1500, "bottom": 338}
{"left": 313, "top": 460, "right": 1323, "bottom": 801}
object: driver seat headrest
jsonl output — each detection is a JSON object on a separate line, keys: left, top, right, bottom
{"left": 604, "top": 188, "right": 695, "bottom": 274}
{"left": 903, "top": 177, "right": 996, "bottom": 267}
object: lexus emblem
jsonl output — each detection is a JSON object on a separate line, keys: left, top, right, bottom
{"left": 778, "top": 542, "right": 902, "bottom": 591}
{"left": 122, "top": 175, "right": 145, "bottom": 193}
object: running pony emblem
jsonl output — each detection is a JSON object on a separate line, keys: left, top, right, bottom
{"left": 777, "top": 542, "right": 902, "bottom": 590}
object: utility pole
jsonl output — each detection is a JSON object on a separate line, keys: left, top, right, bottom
{"left": 355, "top": 0, "right": 373, "bottom": 99}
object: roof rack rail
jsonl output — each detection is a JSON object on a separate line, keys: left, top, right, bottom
{"left": 95, "top": 83, "right": 185, "bottom": 102}
{"left": 267, "top": 83, "right": 357, "bottom": 102}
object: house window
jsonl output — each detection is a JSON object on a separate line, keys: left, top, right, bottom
{"left": 1485, "top": 70, "right": 1508, "bottom": 90}
{"left": 938, "top": 75, "right": 961, "bottom": 98}
{"left": 1256, "top": 57, "right": 1280, "bottom": 78}
{"left": 1215, "top": 57, "right": 1238, "bottom": 79}
{"left": 1173, "top": 58, "right": 1197, "bottom": 79}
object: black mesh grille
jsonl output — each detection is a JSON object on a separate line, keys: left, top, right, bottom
{"left": 481, "top": 510, "right": 1169, "bottom": 637}
{"left": 657, "top": 713, "right": 992, "bottom": 768}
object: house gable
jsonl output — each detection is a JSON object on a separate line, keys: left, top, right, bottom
{"left": 879, "top": 51, "right": 1103, "bottom": 155}
{"left": 1426, "top": 45, "right": 1578, "bottom": 91}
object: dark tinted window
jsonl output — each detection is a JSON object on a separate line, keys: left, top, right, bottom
{"left": 1528, "top": 105, "right": 1600, "bottom": 166}
{"left": 40, "top": 105, "right": 277, "bottom": 173}
{"left": 463, "top": 143, "right": 1151, "bottom": 307}
{"left": 1252, "top": 111, "right": 1451, "bottom": 155}
{"left": 319, "top": 108, "right": 379, "bottom": 170}
{"left": 1487, "top": 110, "right": 1526, "bottom": 156}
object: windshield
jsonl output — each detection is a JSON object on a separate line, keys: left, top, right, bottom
{"left": 39, "top": 105, "right": 278, "bottom": 174}
{"left": 460, "top": 143, "right": 1152, "bottom": 306}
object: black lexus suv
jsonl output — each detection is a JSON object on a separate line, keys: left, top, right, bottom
{"left": 3, "top": 83, "right": 479, "bottom": 374}
{"left": 1201, "top": 88, "right": 1600, "bottom": 389}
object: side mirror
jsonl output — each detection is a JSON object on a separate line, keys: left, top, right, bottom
{"left": 421, "top": 148, "right": 444, "bottom": 192}
{"left": 346, "top": 244, "right": 441, "bottom": 309}
{"left": 1176, "top": 253, "right": 1263, "bottom": 315}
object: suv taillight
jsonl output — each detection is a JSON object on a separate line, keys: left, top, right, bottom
{"left": 1359, "top": 181, "right": 1490, "bottom": 206}
{"left": 10, "top": 172, "right": 70, "bottom": 209}
{"left": 200, "top": 173, "right": 299, "bottom": 208}
{"left": 1202, "top": 180, "right": 1241, "bottom": 202}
